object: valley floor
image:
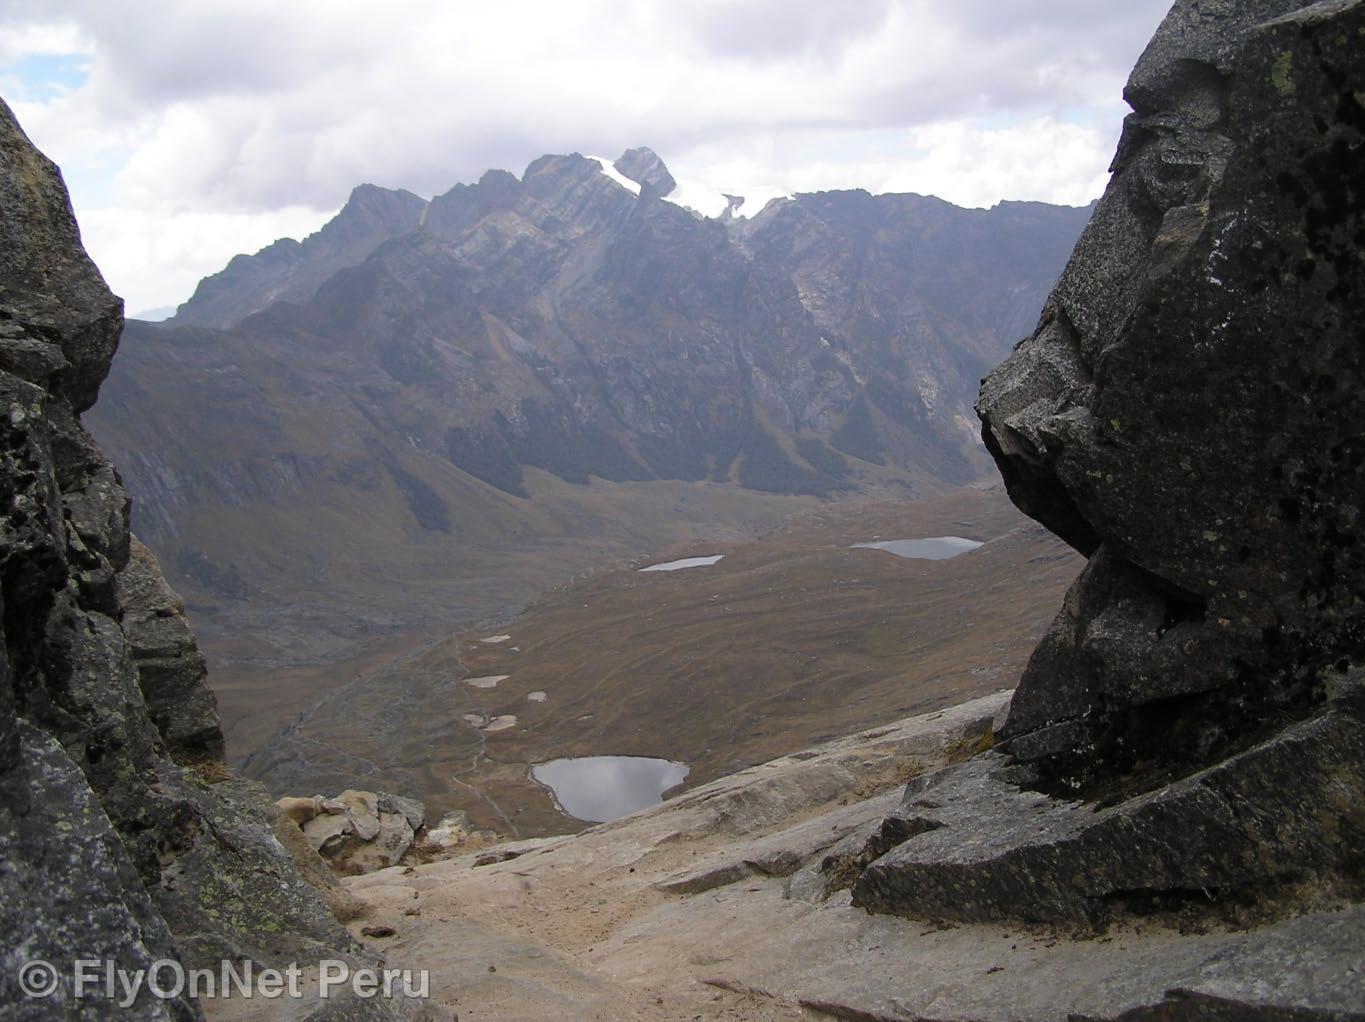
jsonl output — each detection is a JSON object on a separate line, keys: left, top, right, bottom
{"left": 237, "top": 486, "right": 1083, "bottom": 836}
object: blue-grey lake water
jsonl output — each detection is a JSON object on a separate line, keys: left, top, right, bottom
{"left": 850, "top": 536, "right": 983, "bottom": 560}
{"left": 531, "top": 756, "right": 690, "bottom": 822}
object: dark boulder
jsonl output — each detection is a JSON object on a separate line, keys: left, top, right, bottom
{"left": 851, "top": 0, "right": 1365, "bottom": 935}
{"left": 979, "top": 0, "right": 1364, "bottom": 795}
{"left": 0, "top": 97, "right": 425, "bottom": 1020}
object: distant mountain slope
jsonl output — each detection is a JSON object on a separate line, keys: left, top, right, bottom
{"left": 97, "top": 147, "right": 1092, "bottom": 511}
{"left": 172, "top": 182, "right": 428, "bottom": 329}
{"left": 85, "top": 148, "right": 1092, "bottom": 671}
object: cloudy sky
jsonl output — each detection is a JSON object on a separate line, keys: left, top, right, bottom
{"left": 1, "top": 1, "right": 1171, "bottom": 315}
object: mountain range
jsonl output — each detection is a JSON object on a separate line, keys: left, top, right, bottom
{"left": 84, "top": 147, "right": 1093, "bottom": 757}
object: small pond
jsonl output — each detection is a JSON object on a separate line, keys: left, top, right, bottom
{"left": 850, "top": 536, "right": 983, "bottom": 560}
{"left": 639, "top": 554, "right": 724, "bottom": 573}
{"left": 531, "top": 756, "right": 690, "bottom": 822}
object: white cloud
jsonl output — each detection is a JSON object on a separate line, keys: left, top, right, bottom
{"left": 880, "top": 118, "right": 1119, "bottom": 208}
{"left": 0, "top": 0, "right": 1171, "bottom": 311}
{"left": 665, "top": 113, "right": 1120, "bottom": 213}
{"left": 75, "top": 204, "right": 330, "bottom": 320}
{"left": 0, "top": 20, "right": 92, "bottom": 63}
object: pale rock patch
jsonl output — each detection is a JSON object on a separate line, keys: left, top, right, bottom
{"left": 282, "top": 788, "right": 428, "bottom": 877}
{"left": 464, "top": 674, "right": 509, "bottom": 689}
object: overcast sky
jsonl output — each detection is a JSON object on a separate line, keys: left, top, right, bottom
{"left": 1, "top": 1, "right": 1171, "bottom": 314}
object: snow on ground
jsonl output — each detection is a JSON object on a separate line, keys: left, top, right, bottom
{"left": 665, "top": 177, "right": 792, "bottom": 220}
{"left": 591, "top": 157, "right": 642, "bottom": 196}
{"left": 638, "top": 554, "right": 725, "bottom": 573}
{"left": 730, "top": 189, "right": 792, "bottom": 219}
{"left": 589, "top": 152, "right": 792, "bottom": 221}
{"left": 664, "top": 177, "right": 730, "bottom": 218}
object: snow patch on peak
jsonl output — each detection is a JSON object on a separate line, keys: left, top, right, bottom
{"left": 664, "top": 179, "right": 792, "bottom": 221}
{"left": 591, "top": 156, "right": 642, "bottom": 197}
{"left": 732, "top": 190, "right": 792, "bottom": 219}
{"left": 591, "top": 152, "right": 790, "bottom": 222}
{"left": 665, "top": 178, "right": 731, "bottom": 219}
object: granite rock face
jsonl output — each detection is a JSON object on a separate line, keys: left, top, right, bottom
{"left": 0, "top": 97, "right": 419, "bottom": 1019}
{"left": 851, "top": 0, "right": 1365, "bottom": 933}
{"left": 978, "top": 0, "right": 1364, "bottom": 793}
{"left": 853, "top": 698, "right": 1365, "bottom": 924}
{"left": 115, "top": 536, "right": 221, "bottom": 762}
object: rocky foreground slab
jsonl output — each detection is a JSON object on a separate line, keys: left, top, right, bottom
{"left": 234, "top": 693, "right": 1363, "bottom": 1022}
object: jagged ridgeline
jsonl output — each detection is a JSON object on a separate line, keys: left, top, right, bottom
{"left": 119, "top": 157, "right": 1089, "bottom": 503}
{"left": 79, "top": 133, "right": 1098, "bottom": 745}
{"left": 0, "top": 99, "right": 421, "bottom": 1021}
{"left": 83, "top": 146, "right": 1091, "bottom": 609}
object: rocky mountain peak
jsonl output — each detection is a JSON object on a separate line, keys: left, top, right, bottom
{"left": 98, "top": 149, "right": 1095, "bottom": 569}
{"left": 614, "top": 145, "right": 677, "bottom": 197}
{"left": 172, "top": 179, "right": 427, "bottom": 330}
{"left": 335, "top": 181, "right": 427, "bottom": 232}
{"left": 522, "top": 150, "right": 636, "bottom": 208}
